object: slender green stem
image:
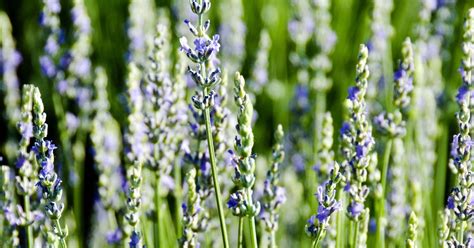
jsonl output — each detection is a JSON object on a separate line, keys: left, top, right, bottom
{"left": 203, "top": 103, "right": 229, "bottom": 248}
{"left": 24, "top": 195, "right": 33, "bottom": 248}
{"left": 52, "top": 93, "right": 78, "bottom": 244}
{"left": 173, "top": 159, "right": 182, "bottom": 235}
{"left": 270, "top": 229, "right": 276, "bottom": 248}
{"left": 238, "top": 217, "right": 244, "bottom": 248}
{"left": 196, "top": 2, "right": 229, "bottom": 244}
{"left": 384, "top": 41, "right": 394, "bottom": 113}
{"left": 307, "top": 91, "right": 326, "bottom": 210}
{"left": 246, "top": 188, "right": 258, "bottom": 248}
{"left": 54, "top": 219, "right": 67, "bottom": 248}
{"left": 154, "top": 172, "right": 161, "bottom": 248}
{"left": 376, "top": 139, "right": 392, "bottom": 248}
{"left": 352, "top": 221, "right": 359, "bottom": 248}
{"left": 433, "top": 125, "right": 448, "bottom": 225}
{"left": 248, "top": 216, "right": 258, "bottom": 248}
{"left": 312, "top": 228, "right": 324, "bottom": 248}
{"left": 141, "top": 215, "right": 151, "bottom": 248}
{"left": 335, "top": 191, "right": 346, "bottom": 248}
{"left": 381, "top": 139, "right": 393, "bottom": 198}
{"left": 458, "top": 221, "right": 464, "bottom": 244}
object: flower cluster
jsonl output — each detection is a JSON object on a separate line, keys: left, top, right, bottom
{"left": 0, "top": 12, "right": 22, "bottom": 135}
{"left": 15, "top": 85, "right": 36, "bottom": 198}
{"left": 179, "top": 1, "right": 230, "bottom": 246}
{"left": 124, "top": 63, "right": 147, "bottom": 247}
{"left": 39, "top": 0, "right": 63, "bottom": 81}
{"left": 340, "top": 44, "right": 374, "bottom": 221}
{"left": 406, "top": 212, "right": 418, "bottom": 248}
{"left": 374, "top": 38, "right": 414, "bottom": 138}
{"left": 445, "top": 8, "right": 474, "bottom": 245}
{"left": 367, "top": 0, "right": 394, "bottom": 103}
{"left": 314, "top": 112, "right": 335, "bottom": 179}
{"left": 90, "top": 67, "right": 124, "bottom": 242}
{"left": 250, "top": 30, "right": 271, "bottom": 94}
{"left": 180, "top": 168, "right": 206, "bottom": 248}
{"left": 305, "top": 163, "right": 342, "bottom": 244}
{"left": 127, "top": 0, "right": 157, "bottom": 65}
{"left": 228, "top": 72, "right": 260, "bottom": 217}
{"left": 310, "top": 0, "right": 337, "bottom": 92}
{"left": 260, "top": 125, "right": 286, "bottom": 235}
{"left": 1, "top": 165, "right": 20, "bottom": 246}
{"left": 143, "top": 23, "right": 174, "bottom": 175}
{"left": 218, "top": 0, "right": 246, "bottom": 74}
{"left": 31, "top": 86, "right": 68, "bottom": 247}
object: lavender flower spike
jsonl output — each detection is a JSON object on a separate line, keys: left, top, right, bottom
{"left": 261, "top": 124, "right": 286, "bottom": 247}
{"left": 1, "top": 166, "right": 20, "bottom": 246}
{"left": 444, "top": 8, "right": 474, "bottom": 246}
{"left": 179, "top": 168, "right": 203, "bottom": 248}
{"left": 228, "top": 72, "right": 260, "bottom": 247}
{"left": 0, "top": 12, "right": 22, "bottom": 138}
{"left": 340, "top": 44, "right": 374, "bottom": 221}
{"left": 124, "top": 63, "right": 147, "bottom": 248}
{"left": 406, "top": 212, "right": 418, "bottom": 248}
{"left": 91, "top": 68, "right": 123, "bottom": 229}
{"left": 179, "top": 1, "right": 229, "bottom": 246}
{"left": 305, "top": 163, "right": 342, "bottom": 246}
{"left": 32, "top": 86, "right": 68, "bottom": 247}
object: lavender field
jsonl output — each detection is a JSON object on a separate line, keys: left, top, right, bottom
{"left": 0, "top": 0, "right": 473, "bottom": 247}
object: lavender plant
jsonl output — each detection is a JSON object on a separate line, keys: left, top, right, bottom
{"left": 90, "top": 67, "right": 125, "bottom": 245}
{"left": 124, "top": 63, "right": 148, "bottom": 247}
{"left": 373, "top": 37, "right": 414, "bottom": 247}
{"left": 444, "top": 8, "right": 474, "bottom": 246}
{"left": 0, "top": 12, "right": 21, "bottom": 162}
{"left": 66, "top": 0, "right": 94, "bottom": 240}
{"left": 1, "top": 165, "right": 20, "bottom": 246}
{"left": 367, "top": 0, "right": 394, "bottom": 111}
{"left": 127, "top": 0, "right": 157, "bottom": 66}
{"left": 218, "top": 0, "right": 246, "bottom": 74}
{"left": 15, "top": 85, "right": 37, "bottom": 248}
{"left": 305, "top": 162, "right": 342, "bottom": 248}
{"left": 250, "top": 30, "right": 271, "bottom": 94}
{"left": 179, "top": 168, "right": 204, "bottom": 248}
{"left": 227, "top": 72, "right": 259, "bottom": 248}
{"left": 260, "top": 124, "right": 286, "bottom": 248}
{"left": 310, "top": 0, "right": 337, "bottom": 186}
{"left": 179, "top": 0, "right": 229, "bottom": 246}
{"left": 406, "top": 212, "right": 418, "bottom": 248}
{"left": 32, "top": 86, "right": 68, "bottom": 247}
{"left": 339, "top": 44, "right": 374, "bottom": 246}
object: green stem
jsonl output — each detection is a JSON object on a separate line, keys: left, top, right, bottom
{"left": 54, "top": 219, "right": 67, "bottom": 248}
{"left": 24, "top": 195, "right": 33, "bottom": 248}
{"left": 313, "top": 228, "right": 324, "bottom": 248}
{"left": 238, "top": 217, "right": 244, "bottom": 248}
{"left": 433, "top": 125, "right": 448, "bottom": 224}
{"left": 352, "top": 221, "right": 359, "bottom": 248}
{"left": 376, "top": 139, "right": 393, "bottom": 248}
{"left": 52, "top": 93, "right": 78, "bottom": 243}
{"left": 248, "top": 216, "right": 258, "bottom": 248}
{"left": 270, "top": 229, "right": 276, "bottom": 248}
{"left": 335, "top": 191, "right": 346, "bottom": 248}
{"left": 154, "top": 173, "right": 161, "bottom": 248}
{"left": 458, "top": 221, "right": 464, "bottom": 244}
{"left": 307, "top": 91, "right": 326, "bottom": 211}
{"left": 246, "top": 188, "right": 258, "bottom": 248}
{"left": 141, "top": 215, "right": 151, "bottom": 248}
{"left": 203, "top": 101, "right": 229, "bottom": 248}
{"left": 173, "top": 159, "right": 182, "bottom": 235}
